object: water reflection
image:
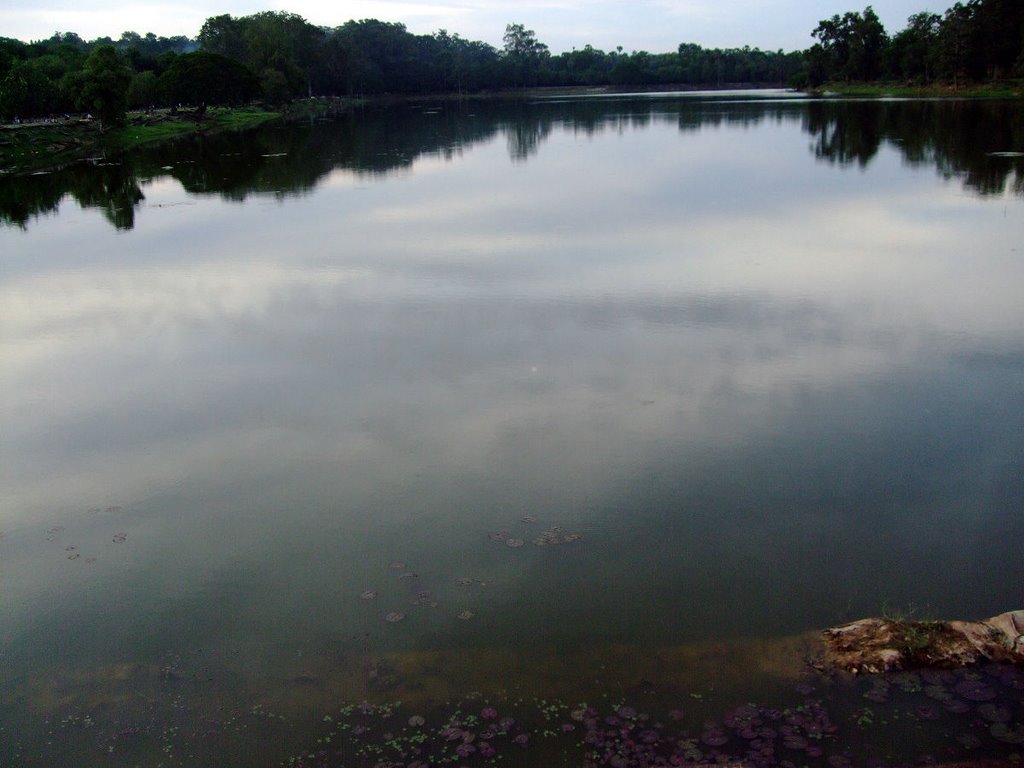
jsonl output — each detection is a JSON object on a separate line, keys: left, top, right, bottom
{"left": 2, "top": 91, "right": 1023, "bottom": 767}
{"left": 2, "top": 95, "right": 1022, "bottom": 230}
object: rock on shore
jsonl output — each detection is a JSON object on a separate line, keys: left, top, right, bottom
{"left": 823, "top": 610, "right": 1023, "bottom": 674}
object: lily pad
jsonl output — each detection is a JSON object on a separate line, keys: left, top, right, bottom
{"left": 458, "top": 610, "right": 474, "bottom": 620}
{"left": 360, "top": 590, "right": 378, "bottom": 600}
{"left": 506, "top": 538, "right": 525, "bottom": 548}
{"left": 701, "top": 730, "right": 728, "bottom": 747}
{"left": 955, "top": 678, "right": 996, "bottom": 701}
{"left": 991, "top": 722, "right": 1024, "bottom": 744}
{"left": 384, "top": 611, "right": 405, "bottom": 623}
{"left": 924, "top": 684, "right": 952, "bottom": 701}
{"left": 978, "top": 703, "right": 1011, "bottom": 723}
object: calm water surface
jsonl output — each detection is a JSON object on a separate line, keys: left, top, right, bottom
{"left": 1, "top": 92, "right": 1023, "bottom": 766}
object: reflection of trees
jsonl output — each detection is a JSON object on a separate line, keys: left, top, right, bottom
{"left": 803, "top": 100, "right": 1024, "bottom": 196}
{"left": 506, "top": 117, "right": 552, "bottom": 163}
{"left": 0, "top": 160, "right": 144, "bottom": 230}
{"left": 71, "top": 162, "right": 144, "bottom": 230}
{"left": 2, "top": 96, "right": 1021, "bottom": 230}
{"left": 804, "top": 102, "right": 883, "bottom": 168}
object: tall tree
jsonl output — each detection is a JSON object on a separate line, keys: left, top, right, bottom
{"left": 78, "top": 45, "right": 131, "bottom": 128}
{"left": 887, "top": 11, "right": 941, "bottom": 82}
{"left": 502, "top": 23, "right": 549, "bottom": 87}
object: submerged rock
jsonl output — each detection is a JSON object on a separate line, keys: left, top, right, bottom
{"left": 824, "top": 610, "right": 1024, "bottom": 673}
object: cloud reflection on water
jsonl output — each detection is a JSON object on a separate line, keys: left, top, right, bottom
{"left": 1, "top": 94, "right": 1022, "bottom": 654}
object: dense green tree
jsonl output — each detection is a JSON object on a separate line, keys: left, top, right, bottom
{"left": 937, "top": 2, "right": 974, "bottom": 88}
{"left": 502, "top": 23, "right": 549, "bottom": 86}
{"left": 126, "top": 70, "right": 158, "bottom": 107}
{"left": 0, "top": 59, "right": 59, "bottom": 119}
{"left": 886, "top": 12, "right": 941, "bottom": 82}
{"left": 812, "top": 6, "right": 888, "bottom": 81}
{"left": 78, "top": 45, "right": 131, "bottom": 127}
{"left": 198, "top": 15, "right": 247, "bottom": 61}
{"left": 157, "top": 51, "right": 258, "bottom": 105}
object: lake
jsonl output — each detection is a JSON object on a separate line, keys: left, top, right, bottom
{"left": 1, "top": 91, "right": 1023, "bottom": 767}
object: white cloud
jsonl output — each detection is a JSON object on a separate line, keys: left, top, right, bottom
{"left": 0, "top": 0, "right": 942, "bottom": 51}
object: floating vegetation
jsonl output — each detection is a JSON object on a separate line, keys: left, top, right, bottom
{"left": 491, "top": 517, "right": 584, "bottom": 550}
{"left": 955, "top": 677, "right": 997, "bottom": 701}
{"left": 112, "top": 532, "right": 127, "bottom": 543}
{"left": 978, "top": 703, "right": 1012, "bottom": 723}
{"left": 384, "top": 612, "right": 405, "bottom": 623}
{"left": 534, "top": 526, "right": 583, "bottom": 546}
{"left": 15, "top": 653, "right": 1024, "bottom": 768}
{"left": 388, "top": 562, "right": 406, "bottom": 570}
{"left": 457, "top": 610, "right": 474, "bottom": 621}
{"left": 359, "top": 590, "right": 378, "bottom": 600}
{"left": 991, "top": 722, "right": 1024, "bottom": 744}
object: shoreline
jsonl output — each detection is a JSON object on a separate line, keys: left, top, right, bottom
{"left": 3, "top": 82, "right": 1022, "bottom": 176}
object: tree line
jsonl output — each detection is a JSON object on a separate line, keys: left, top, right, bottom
{"left": 804, "top": 0, "right": 1023, "bottom": 87}
{"left": 0, "top": 0, "right": 1021, "bottom": 124}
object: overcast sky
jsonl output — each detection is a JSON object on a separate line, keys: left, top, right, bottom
{"left": 1, "top": 0, "right": 941, "bottom": 53}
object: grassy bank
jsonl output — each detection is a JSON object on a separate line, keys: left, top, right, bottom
{"left": 0, "top": 105, "right": 284, "bottom": 175}
{"left": 808, "top": 79, "right": 1024, "bottom": 98}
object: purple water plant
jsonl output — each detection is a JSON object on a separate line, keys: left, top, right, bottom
{"left": 977, "top": 703, "right": 1011, "bottom": 723}
{"left": 954, "top": 678, "right": 996, "bottom": 701}
{"left": 700, "top": 728, "right": 728, "bottom": 747}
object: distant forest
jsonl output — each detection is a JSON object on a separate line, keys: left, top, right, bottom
{"left": 0, "top": 0, "right": 1021, "bottom": 122}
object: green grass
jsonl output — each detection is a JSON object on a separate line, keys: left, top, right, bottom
{"left": 1, "top": 106, "right": 283, "bottom": 174}
{"left": 209, "top": 107, "right": 282, "bottom": 130}
{"left": 106, "top": 107, "right": 281, "bottom": 150}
